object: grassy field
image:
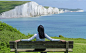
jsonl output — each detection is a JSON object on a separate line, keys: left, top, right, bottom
{"left": 0, "top": 21, "right": 86, "bottom": 53}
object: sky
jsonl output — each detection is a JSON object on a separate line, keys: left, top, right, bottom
{"left": 0, "top": 0, "right": 86, "bottom": 11}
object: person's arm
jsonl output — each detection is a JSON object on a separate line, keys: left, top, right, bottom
{"left": 20, "top": 34, "right": 37, "bottom": 41}
{"left": 45, "top": 34, "right": 60, "bottom": 41}
{"left": 15, "top": 34, "right": 37, "bottom": 42}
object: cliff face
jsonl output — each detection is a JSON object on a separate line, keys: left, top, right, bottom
{"left": 0, "top": 1, "right": 62, "bottom": 18}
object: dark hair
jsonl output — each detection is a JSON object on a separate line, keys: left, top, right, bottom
{"left": 38, "top": 25, "right": 45, "bottom": 39}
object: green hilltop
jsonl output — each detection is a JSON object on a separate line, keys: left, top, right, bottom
{"left": 0, "top": 1, "right": 30, "bottom": 14}
{"left": 44, "top": 6, "right": 49, "bottom": 9}
{"left": 0, "top": 1, "right": 83, "bottom": 14}
{"left": 0, "top": 1, "right": 55, "bottom": 14}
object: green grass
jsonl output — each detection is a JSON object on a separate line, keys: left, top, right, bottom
{"left": 44, "top": 6, "right": 49, "bottom": 9}
{"left": 44, "top": 6, "right": 56, "bottom": 9}
{"left": 0, "top": 1, "right": 30, "bottom": 14}
{"left": 0, "top": 21, "right": 86, "bottom": 53}
{"left": 0, "top": 21, "right": 33, "bottom": 53}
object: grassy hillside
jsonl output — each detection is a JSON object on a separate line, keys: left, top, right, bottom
{"left": 0, "top": 22, "right": 86, "bottom": 53}
{"left": 0, "top": 1, "right": 30, "bottom": 14}
{"left": 0, "top": 1, "right": 58, "bottom": 14}
{"left": 0, "top": 21, "right": 33, "bottom": 53}
{"left": 44, "top": 6, "right": 49, "bottom": 9}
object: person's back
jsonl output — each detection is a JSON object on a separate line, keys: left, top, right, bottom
{"left": 35, "top": 33, "right": 45, "bottom": 41}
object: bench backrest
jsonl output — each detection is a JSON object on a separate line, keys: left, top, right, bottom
{"left": 10, "top": 41, "right": 73, "bottom": 49}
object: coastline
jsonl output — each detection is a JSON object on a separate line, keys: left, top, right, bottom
{"left": 0, "top": 1, "right": 84, "bottom": 19}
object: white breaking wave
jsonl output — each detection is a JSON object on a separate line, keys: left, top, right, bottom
{"left": 0, "top": 1, "right": 64, "bottom": 18}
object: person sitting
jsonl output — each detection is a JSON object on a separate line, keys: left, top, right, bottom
{"left": 15, "top": 25, "right": 65, "bottom": 53}
{"left": 15, "top": 25, "right": 65, "bottom": 42}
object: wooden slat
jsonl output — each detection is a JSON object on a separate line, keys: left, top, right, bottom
{"left": 10, "top": 48, "right": 73, "bottom": 52}
{"left": 10, "top": 41, "right": 73, "bottom": 45}
{"left": 9, "top": 41, "right": 15, "bottom": 45}
{"left": 10, "top": 45, "right": 15, "bottom": 49}
{"left": 17, "top": 45, "right": 66, "bottom": 48}
{"left": 15, "top": 42, "right": 18, "bottom": 53}
{"left": 16, "top": 45, "right": 73, "bottom": 49}
{"left": 69, "top": 41, "right": 73, "bottom": 44}
{"left": 65, "top": 41, "right": 69, "bottom": 53}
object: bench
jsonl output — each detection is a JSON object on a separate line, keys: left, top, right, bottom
{"left": 9, "top": 41, "right": 73, "bottom": 53}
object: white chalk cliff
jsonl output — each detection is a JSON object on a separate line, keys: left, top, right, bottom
{"left": 0, "top": 1, "right": 62, "bottom": 18}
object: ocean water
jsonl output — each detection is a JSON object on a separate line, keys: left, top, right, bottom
{"left": 0, "top": 12, "right": 86, "bottom": 39}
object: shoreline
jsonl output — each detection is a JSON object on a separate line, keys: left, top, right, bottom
{"left": 0, "top": 11, "right": 85, "bottom": 19}
{"left": 0, "top": 13, "right": 56, "bottom": 19}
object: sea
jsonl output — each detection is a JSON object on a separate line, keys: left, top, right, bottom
{"left": 0, "top": 12, "right": 86, "bottom": 39}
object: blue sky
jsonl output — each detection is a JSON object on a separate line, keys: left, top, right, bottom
{"left": 0, "top": 0, "right": 86, "bottom": 11}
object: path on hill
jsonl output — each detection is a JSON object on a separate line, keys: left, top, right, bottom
{"left": 75, "top": 43, "right": 86, "bottom": 45}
